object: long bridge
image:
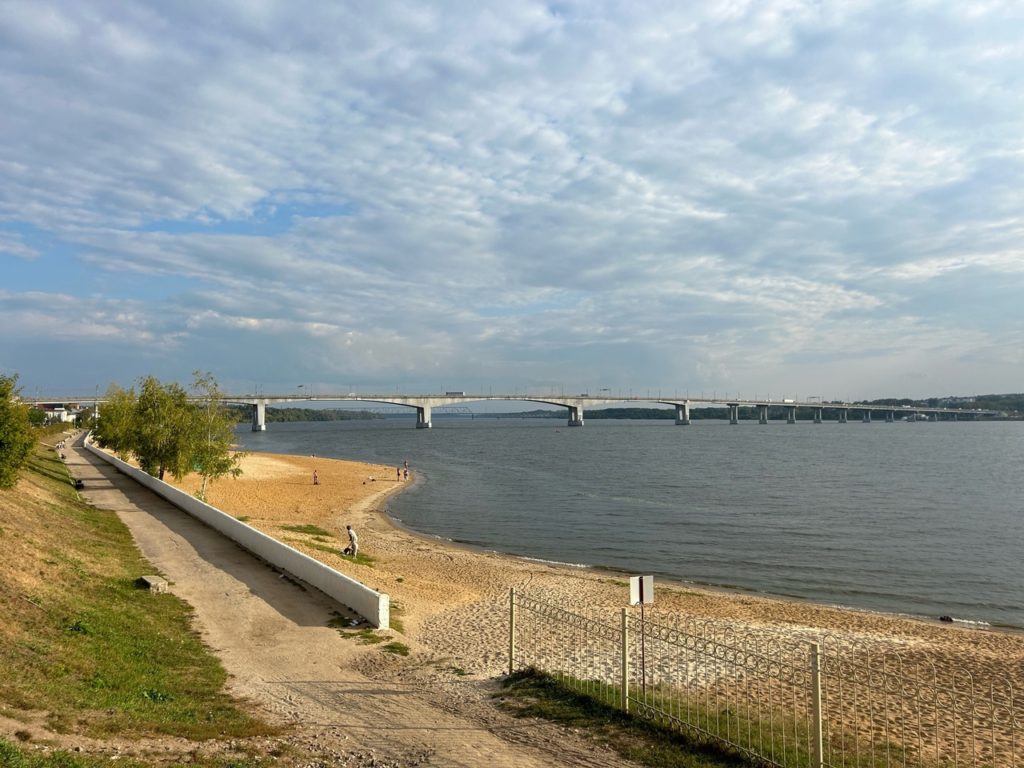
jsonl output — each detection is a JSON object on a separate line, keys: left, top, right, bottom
{"left": 221, "top": 393, "right": 998, "bottom": 430}
{"left": 29, "top": 393, "right": 999, "bottom": 430}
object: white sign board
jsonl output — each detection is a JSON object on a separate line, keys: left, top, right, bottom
{"left": 629, "top": 575, "right": 654, "bottom": 606}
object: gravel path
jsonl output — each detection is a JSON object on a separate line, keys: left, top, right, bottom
{"left": 62, "top": 436, "right": 634, "bottom": 767}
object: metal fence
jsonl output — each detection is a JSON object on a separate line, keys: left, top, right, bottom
{"left": 507, "top": 589, "right": 1021, "bottom": 768}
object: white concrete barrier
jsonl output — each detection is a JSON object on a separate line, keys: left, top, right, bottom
{"left": 84, "top": 435, "right": 389, "bottom": 628}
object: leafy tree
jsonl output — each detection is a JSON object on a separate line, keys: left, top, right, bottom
{"left": 132, "top": 376, "right": 194, "bottom": 481}
{"left": 94, "top": 385, "right": 138, "bottom": 460}
{"left": 0, "top": 374, "right": 36, "bottom": 489}
{"left": 190, "top": 371, "right": 245, "bottom": 500}
{"left": 76, "top": 408, "right": 97, "bottom": 430}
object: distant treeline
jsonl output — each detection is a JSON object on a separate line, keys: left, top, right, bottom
{"left": 495, "top": 397, "right": 1024, "bottom": 421}
{"left": 864, "top": 394, "right": 1024, "bottom": 415}
{"left": 228, "top": 406, "right": 383, "bottom": 423}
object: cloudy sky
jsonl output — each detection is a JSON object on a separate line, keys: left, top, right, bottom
{"left": 3, "top": 1, "right": 1023, "bottom": 401}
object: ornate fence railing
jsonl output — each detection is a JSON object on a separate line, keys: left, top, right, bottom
{"left": 508, "top": 589, "right": 1020, "bottom": 768}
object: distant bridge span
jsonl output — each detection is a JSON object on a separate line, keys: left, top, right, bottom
{"left": 220, "top": 393, "right": 997, "bottom": 430}
{"left": 29, "top": 393, "right": 999, "bottom": 430}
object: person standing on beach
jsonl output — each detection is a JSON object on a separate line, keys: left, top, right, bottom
{"left": 346, "top": 525, "right": 358, "bottom": 557}
{"left": 397, "top": 467, "right": 401, "bottom": 481}
{"left": 312, "top": 470, "right": 319, "bottom": 485}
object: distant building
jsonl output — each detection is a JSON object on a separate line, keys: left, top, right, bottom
{"left": 33, "top": 404, "right": 79, "bottom": 423}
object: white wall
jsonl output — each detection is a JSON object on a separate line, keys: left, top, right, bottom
{"left": 84, "top": 435, "right": 389, "bottom": 628}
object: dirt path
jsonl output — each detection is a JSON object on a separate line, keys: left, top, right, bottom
{"left": 61, "top": 437, "right": 634, "bottom": 767}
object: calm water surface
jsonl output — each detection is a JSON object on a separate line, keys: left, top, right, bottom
{"left": 236, "top": 419, "right": 1024, "bottom": 628}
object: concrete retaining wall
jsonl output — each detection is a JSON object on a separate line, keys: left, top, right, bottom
{"left": 84, "top": 435, "right": 389, "bottom": 628}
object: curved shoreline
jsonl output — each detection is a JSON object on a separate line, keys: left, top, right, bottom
{"left": 366, "top": 463, "right": 1023, "bottom": 638}
{"left": 166, "top": 448, "right": 1024, "bottom": 692}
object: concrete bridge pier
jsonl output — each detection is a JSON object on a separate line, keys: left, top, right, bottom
{"left": 758, "top": 404, "right": 768, "bottom": 424}
{"left": 674, "top": 402, "right": 690, "bottom": 425}
{"left": 251, "top": 401, "right": 266, "bottom": 432}
{"left": 838, "top": 409, "right": 848, "bottom": 424}
{"left": 813, "top": 408, "right": 822, "bottom": 424}
{"left": 416, "top": 405, "right": 432, "bottom": 429}
{"left": 786, "top": 405, "right": 797, "bottom": 424}
{"left": 886, "top": 411, "right": 894, "bottom": 423}
{"left": 728, "top": 404, "right": 739, "bottom": 425}
{"left": 862, "top": 410, "right": 872, "bottom": 424}
{"left": 567, "top": 405, "right": 584, "bottom": 427}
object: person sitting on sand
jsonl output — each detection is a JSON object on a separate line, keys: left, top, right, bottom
{"left": 344, "top": 525, "right": 358, "bottom": 557}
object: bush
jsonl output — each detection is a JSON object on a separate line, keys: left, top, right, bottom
{"left": 0, "top": 374, "right": 35, "bottom": 489}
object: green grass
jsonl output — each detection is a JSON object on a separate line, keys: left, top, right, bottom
{"left": 499, "top": 669, "right": 745, "bottom": 767}
{"left": 282, "top": 537, "right": 376, "bottom": 567}
{"left": 328, "top": 611, "right": 407, "bottom": 652}
{"left": 389, "top": 602, "right": 406, "bottom": 634}
{"left": 24, "top": 449, "right": 78, "bottom": 495}
{"left": 280, "top": 524, "right": 333, "bottom": 537}
{"left": 1, "top": 739, "right": 123, "bottom": 768}
{"left": 0, "top": 736, "right": 279, "bottom": 767}
{"left": 342, "top": 628, "right": 385, "bottom": 645}
{"left": 0, "top": 443, "right": 274, "bottom": 743}
{"left": 284, "top": 537, "right": 341, "bottom": 556}
{"left": 502, "top": 669, "right": 923, "bottom": 768}
{"left": 347, "top": 551, "right": 375, "bottom": 567}
{"left": 327, "top": 613, "right": 384, "bottom": 644}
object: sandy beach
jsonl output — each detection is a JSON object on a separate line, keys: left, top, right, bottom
{"left": 172, "top": 451, "right": 1024, "bottom": 684}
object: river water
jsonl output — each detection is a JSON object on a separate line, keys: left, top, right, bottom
{"left": 235, "top": 418, "right": 1024, "bottom": 628}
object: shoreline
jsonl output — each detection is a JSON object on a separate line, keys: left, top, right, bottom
{"left": 165, "top": 450, "right": 1024, "bottom": 687}
{"left": 388, "top": 511, "right": 1020, "bottom": 635}
{"left": 375, "top": 480, "right": 1019, "bottom": 636}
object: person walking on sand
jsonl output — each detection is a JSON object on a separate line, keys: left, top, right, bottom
{"left": 397, "top": 466, "right": 401, "bottom": 481}
{"left": 345, "top": 525, "right": 358, "bottom": 558}
{"left": 312, "top": 469, "right": 319, "bottom": 485}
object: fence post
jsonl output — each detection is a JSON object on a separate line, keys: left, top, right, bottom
{"left": 621, "top": 607, "right": 629, "bottom": 712}
{"left": 508, "top": 588, "right": 516, "bottom": 676}
{"left": 809, "top": 641, "right": 824, "bottom": 768}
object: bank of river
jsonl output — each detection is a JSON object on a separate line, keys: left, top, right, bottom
{"left": 236, "top": 418, "right": 1024, "bottom": 628}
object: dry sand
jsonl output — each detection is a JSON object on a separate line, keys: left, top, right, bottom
{"left": 178, "top": 451, "right": 1024, "bottom": 683}
{"left": 182, "top": 451, "right": 1023, "bottom": 764}
{"left": 39, "top": 442, "right": 1023, "bottom": 766}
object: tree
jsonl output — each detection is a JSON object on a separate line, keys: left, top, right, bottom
{"left": 93, "top": 374, "right": 246, "bottom": 488}
{"left": 94, "top": 385, "right": 138, "bottom": 460}
{"left": 190, "top": 371, "right": 245, "bottom": 500}
{"left": 132, "top": 376, "right": 194, "bottom": 481}
{"left": 75, "top": 408, "right": 96, "bottom": 430}
{"left": 0, "top": 374, "right": 36, "bottom": 489}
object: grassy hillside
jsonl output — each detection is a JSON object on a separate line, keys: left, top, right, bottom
{"left": 0, "top": 440, "right": 277, "bottom": 766}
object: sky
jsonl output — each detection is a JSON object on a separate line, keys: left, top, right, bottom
{"left": 2, "top": 1, "right": 1023, "bottom": 402}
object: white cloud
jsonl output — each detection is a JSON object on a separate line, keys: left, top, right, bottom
{"left": 1, "top": 0, "right": 1023, "bottom": 397}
